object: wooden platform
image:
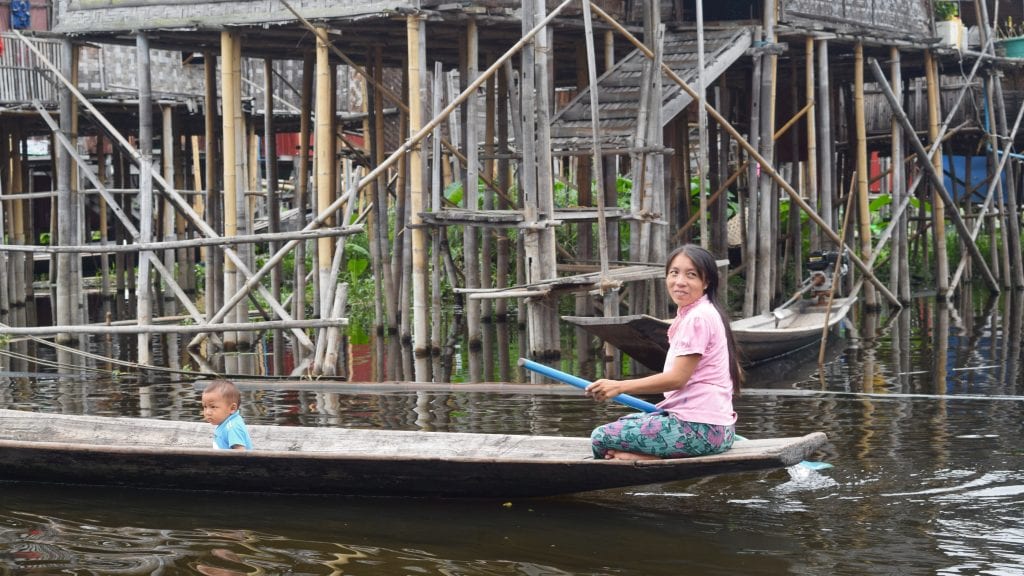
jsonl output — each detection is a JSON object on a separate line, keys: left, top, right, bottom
{"left": 0, "top": 409, "right": 827, "bottom": 498}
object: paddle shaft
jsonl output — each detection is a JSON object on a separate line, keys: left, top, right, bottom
{"left": 518, "top": 358, "right": 660, "bottom": 413}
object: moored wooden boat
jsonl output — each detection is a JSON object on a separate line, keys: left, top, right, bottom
{"left": 0, "top": 409, "right": 827, "bottom": 498}
{"left": 563, "top": 296, "right": 856, "bottom": 370}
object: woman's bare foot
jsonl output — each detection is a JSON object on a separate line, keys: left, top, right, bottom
{"left": 605, "top": 450, "right": 661, "bottom": 461}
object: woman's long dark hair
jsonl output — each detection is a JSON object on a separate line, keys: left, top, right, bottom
{"left": 665, "top": 244, "right": 744, "bottom": 394}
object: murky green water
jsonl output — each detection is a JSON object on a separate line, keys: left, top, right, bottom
{"left": 2, "top": 294, "right": 1024, "bottom": 575}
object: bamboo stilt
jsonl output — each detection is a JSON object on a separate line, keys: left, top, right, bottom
{"left": 805, "top": 38, "right": 820, "bottom": 252}
{"left": 816, "top": 38, "right": 835, "bottom": 243}
{"left": 264, "top": 58, "right": 284, "bottom": 375}
{"left": 408, "top": 14, "right": 430, "bottom": 382}
{"left": 854, "top": 42, "right": 876, "bottom": 310}
{"left": 889, "top": 47, "right": 910, "bottom": 304}
{"left": 925, "top": 51, "right": 950, "bottom": 297}
{"left": 136, "top": 33, "right": 154, "bottom": 363}
{"left": 464, "top": 19, "right": 483, "bottom": 382}
{"left": 294, "top": 52, "right": 313, "bottom": 364}
{"left": 755, "top": 0, "right": 777, "bottom": 314}
{"left": 314, "top": 27, "right": 335, "bottom": 374}
{"left": 430, "top": 60, "right": 444, "bottom": 381}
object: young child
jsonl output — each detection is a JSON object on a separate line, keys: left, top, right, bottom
{"left": 202, "top": 379, "right": 253, "bottom": 450}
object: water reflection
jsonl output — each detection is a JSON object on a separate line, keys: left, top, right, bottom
{"left": 3, "top": 294, "right": 1024, "bottom": 574}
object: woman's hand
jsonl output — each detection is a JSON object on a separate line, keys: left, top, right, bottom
{"left": 586, "top": 379, "right": 625, "bottom": 402}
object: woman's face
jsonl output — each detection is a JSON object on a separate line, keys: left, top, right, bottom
{"left": 665, "top": 252, "right": 707, "bottom": 309}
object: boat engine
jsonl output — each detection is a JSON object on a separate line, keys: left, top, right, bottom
{"left": 805, "top": 250, "right": 846, "bottom": 298}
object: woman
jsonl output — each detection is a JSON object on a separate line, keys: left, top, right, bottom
{"left": 586, "top": 244, "right": 743, "bottom": 460}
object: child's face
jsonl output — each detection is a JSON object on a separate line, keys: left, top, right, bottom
{"left": 202, "top": 390, "right": 237, "bottom": 426}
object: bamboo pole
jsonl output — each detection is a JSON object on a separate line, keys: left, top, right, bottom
{"left": 889, "top": 47, "right": 910, "bottom": 304}
{"left": 203, "top": 51, "right": 222, "bottom": 340}
{"left": 161, "top": 105, "right": 178, "bottom": 324}
{"left": 464, "top": 19, "right": 483, "bottom": 381}
{"left": 805, "top": 37, "right": 819, "bottom": 252}
{"left": 481, "top": 56, "right": 497, "bottom": 380}
{"left": 532, "top": 0, "right": 559, "bottom": 358}
{"left": 580, "top": 0, "right": 616, "bottom": 371}
{"left": 55, "top": 38, "right": 76, "bottom": 344}
{"left": 816, "top": 38, "right": 835, "bottom": 241}
{"left": 925, "top": 50, "right": 950, "bottom": 297}
{"left": 495, "top": 63, "right": 511, "bottom": 382}
{"left": 867, "top": 57, "right": 998, "bottom": 294}
{"left": 0, "top": 127, "right": 8, "bottom": 330}
{"left": 264, "top": 58, "right": 284, "bottom": 375}
{"left": 756, "top": 0, "right": 777, "bottom": 314}
{"left": 0, "top": 317, "right": 347, "bottom": 337}
{"left": 315, "top": 26, "right": 335, "bottom": 363}
{"left": 13, "top": 125, "right": 27, "bottom": 330}
{"left": 294, "top": 52, "right": 313, "bottom": 348}
{"left": 221, "top": 31, "right": 241, "bottom": 362}
{"left": 136, "top": 33, "right": 154, "bottom": 363}
{"left": 696, "top": 0, "right": 709, "bottom": 248}
{"left": 589, "top": 3, "right": 900, "bottom": 307}
{"left": 743, "top": 27, "right": 762, "bottom": 319}
{"left": 854, "top": 42, "right": 876, "bottom": 310}
{"left": 429, "top": 60, "right": 444, "bottom": 381}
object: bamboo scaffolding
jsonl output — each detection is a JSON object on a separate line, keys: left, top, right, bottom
{"left": 11, "top": 30, "right": 316, "bottom": 355}
{"left": 867, "top": 57, "right": 998, "bottom": 294}
{"left": 589, "top": 3, "right": 900, "bottom": 307}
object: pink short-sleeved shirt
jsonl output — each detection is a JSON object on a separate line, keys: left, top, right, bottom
{"left": 656, "top": 294, "right": 737, "bottom": 426}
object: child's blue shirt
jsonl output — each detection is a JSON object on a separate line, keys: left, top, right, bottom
{"left": 212, "top": 411, "right": 253, "bottom": 450}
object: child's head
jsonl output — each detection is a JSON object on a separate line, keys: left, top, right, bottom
{"left": 202, "top": 379, "right": 241, "bottom": 426}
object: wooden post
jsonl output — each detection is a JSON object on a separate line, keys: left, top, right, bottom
{"left": 481, "top": 56, "right": 497, "bottom": 380}
{"left": 0, "top": 127, "right": 8, "bottom": 330}
{"left": 816, "top": 38, "right": 834, "bottom": 245}
{"left": 203, "top": 51, "right": 222, "bottom": 359}
{"left": 264, "top": 58, "right": 284, "bottom": 375}
{"left": 743, "top": 28, "right": 762, "bottom": 319}
{"left": 695, "top": 0, "right": 709, "bottom": 249}
{"left": 495, "top": 63, "right": 512, "bottom": 382}
{"left": 854, "top": 42, "right": 876, "bottom": 310}
{"left": 889, "top": 47, "right": 910, "bottom": 304}
{"left": 408, "top": 14, "right": 430, "bottom": 382}
{"left": 430, "top": 60, "right": 444, "bottom": 381}
{"left": 805, "top": 38, "right": 819, "bottom": 252}
{"left": 55, "top": 39, "right": 77, "bottom": 344}
{"left": 161, "top": 105, "right": 178, "bottom": 322}
{"left": 925, "top": 50, "right": 949, "bottom": 297}
{"left": 294, "top": 52, "right": 313, "bottom": 362}
{"left": 464, "top": 19, "right": 483, "bottom": 381}
{"left": 755, "top": 0, "right": 778, "bottom": 314}
{"left": 136, "top": 33, "right": 154, "bottom": 363}
{"left": 220, "top": 31, "right": 240, "bottom": 366}
{"left": 532, "top": 0, "right": 559, "bottom": 358}
{"left": 315, "top": 27, "right": 335, "bottom": 372}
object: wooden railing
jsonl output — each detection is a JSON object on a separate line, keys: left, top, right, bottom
{"left": 0, "top": 32, "right": 61, "bottom": 105}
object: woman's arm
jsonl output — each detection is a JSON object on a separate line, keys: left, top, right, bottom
{"left": 586, "top": 354, "right": 701, "bottom": 402}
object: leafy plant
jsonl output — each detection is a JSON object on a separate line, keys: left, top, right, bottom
{"left": 999, "top": 16, "right": 1024, "bottom": 39}
{"left": 934, "top": 1, "right": 959, "bottom": 22}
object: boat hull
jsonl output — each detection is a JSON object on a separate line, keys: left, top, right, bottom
{"left": 563, "top": 296, "right": 855, "bottom": 370}
{"left": 0, "top": 409, "right": 826, "bottom": 498}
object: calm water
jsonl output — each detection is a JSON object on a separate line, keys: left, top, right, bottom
{"left": 2, "top": 294, "right": 1024, "bottom": 575}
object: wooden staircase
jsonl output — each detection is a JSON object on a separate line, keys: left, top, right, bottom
{"left": 550, "top": 26, "right": 754, "bottom": 152}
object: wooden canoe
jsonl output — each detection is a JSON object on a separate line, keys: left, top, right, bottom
{"left": 563, "top": 296, "right": 856, "bottom": 371}
{"left": 0, "top": 409, "right": 827, "bottom": 498}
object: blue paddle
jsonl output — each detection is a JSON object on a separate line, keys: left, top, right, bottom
{"left": 518, "top": 358, "right": 660, "bottom": 413}
{"left": 518, "top": 358, "right": 832, "bottom": 470}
